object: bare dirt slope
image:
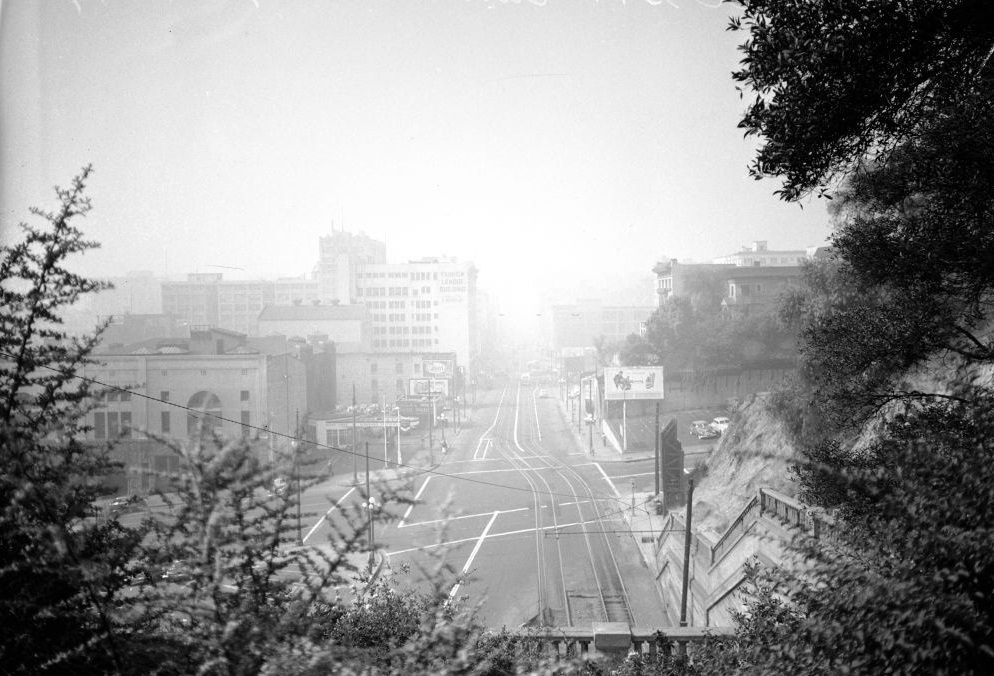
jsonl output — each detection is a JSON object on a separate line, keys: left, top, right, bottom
{"left": 691, "top": 392, "right": 798, "bottom": 538}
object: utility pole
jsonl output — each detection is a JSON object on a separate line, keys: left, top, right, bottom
{"left": 295, "top": 409, "right": 302, "bottom": 544}
{"left": 427, "top": 379, "right": 434, "bottom": 464}
{"left": 352, "top": 384, "right": 358, "bottom": 484}
{"left": 365, "top": 441, "right": 374, "bottom": 573}
{"left": 588, "top": 378, "right": 593, "bottom": 454}
{"left": 577, "top": 375, "right": 582, "bottom": 433}
{"left": 680, "top": 478, "right": 695, "bottom": 628}
{"left": 654, "top": 401, "right": 660, "bottom": 495}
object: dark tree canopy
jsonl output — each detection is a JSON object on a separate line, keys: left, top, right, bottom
{"left": 730, "top": 0, "right": 994, "bottom": 200}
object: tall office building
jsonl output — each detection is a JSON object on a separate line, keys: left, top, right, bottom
{"left": 314, "top": 229, "right": 386, "bottom": 303}
{"left": 354, "top": 257, "right": 477, "bottom": 376}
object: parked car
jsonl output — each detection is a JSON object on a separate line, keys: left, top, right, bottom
{"left": 108, "top": 494, "right": 147, "bottom": 515}
{"left": 690, "top": 420, "right": 719, "bottom": 439}
{"left": 711, "top": 416, "right": 731, "bottom": 434}
{"left": 269, "top": 476, "right": 289, "bottom": 498}
{"left": 161, "top": 559, "right": 194, "bottom": 584}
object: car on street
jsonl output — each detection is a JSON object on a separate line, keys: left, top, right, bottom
{"left": 108, "top": 494, "right": 147, "bottom": 515}
{"left": 269, "top": 476, "right": 289, "bottom": 498}
{"left": 161, "top": 559, "right": 194, "bottom": 584}
{"left": 711, "top": 416, "right": 731, "bottom": 434}
{"left": 690, "top": 420, "right": 719, "bottom": 439}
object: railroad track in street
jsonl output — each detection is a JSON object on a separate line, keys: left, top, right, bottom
{"left": 498, "top": 383, "right": 634, "bottom": 628}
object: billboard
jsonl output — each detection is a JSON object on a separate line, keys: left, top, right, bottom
{"left": 422, "top": 359, "right": 454, "bottom": 378}
{"left": 604, "top": 367, "right": 664, "bottom": 401}
{"left": 408, "top": 378, "right": 450, "bottom": 396}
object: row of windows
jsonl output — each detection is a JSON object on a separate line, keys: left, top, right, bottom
{"left": 93, "top": 410, "right": 252, "bottom": 439}
{"left": 371, "top": 338, "right": 439, "bottom": 348}
{"left": 358, "top": 286, "right": 412, "bottom": 297}
{"left": 358, "top": 271, "right": 410, "bottom": 279}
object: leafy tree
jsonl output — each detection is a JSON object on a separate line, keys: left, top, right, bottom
{"left": 0, "top": 166, "right": 140, "bottom": 673}
{"left": 729, "top": 0, "right": 994, "bottom": 200}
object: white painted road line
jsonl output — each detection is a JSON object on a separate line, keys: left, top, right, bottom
{"left": 386, "top": 516, "right": 604, "bottom": 557}
{"left": 611, "top": 471, "right": 654, "bottom": 480}
{"left": 447, "top": 467, "right": 544, "bottom": 477}
{"left": 302, "top": 487, "right": 356, "bottom": 544}
{"left": 595, "top": 462, "right": 623, "bottom": 500}
{"left": 448, "top": 510, "right": 500, "bottom": 600}
{"left": 398, "top": 506, "right": 528, "bottom": 529}
{"left": 473, "top": 389, "right": 505, "bottom": 460}
{"left": 398, "top": 476, "right": 432, "bottom": 528}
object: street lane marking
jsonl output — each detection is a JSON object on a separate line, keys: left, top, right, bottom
{"left": 473, "top": 388, "right": 505, "bottom": 460}
{"left": 398, "top": 476, "right": 432, "bottom": 528}
{"left": 532, "top": 387, "right": 541, "bottom": 441}
{"left": 447, "top": 467, "right": 544, "bottom": 476}
{"left": 475, "top": 438, "right": 493, "bottom": 460}
{"left": 610, "top": 471, "right": 654, "bottom": 479}
{"left": 386, "top": 517, "right": 605, "bottom": 557}
{"left": 398, "top": 506, "right": 527, "bottom": 529}
{"left": 594, "top": 463, "right": 623, "bottom": 500}
{"left": 302, "top": 487, "right": 356, "bottom": 544}
{"left": 448, "top": 510, "right": 499, "bottom": 600}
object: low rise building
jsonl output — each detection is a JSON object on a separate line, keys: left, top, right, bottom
{"left": 336, "top": 352, "right": 458, "bottom": 407}
{"left": 85, "top": 328, "right": 307, "bottom": 468}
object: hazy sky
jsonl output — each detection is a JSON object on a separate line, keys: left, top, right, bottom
{"left": 0, "top": 0, "right": 829, "bottom": 313}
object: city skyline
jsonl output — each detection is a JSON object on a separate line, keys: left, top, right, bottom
{"left": 1, "top": 0, "right": 829, "bottom": 324}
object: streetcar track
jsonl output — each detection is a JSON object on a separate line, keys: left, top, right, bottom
{"left": 514, "top": 383, "right": 635, "bottom": 626}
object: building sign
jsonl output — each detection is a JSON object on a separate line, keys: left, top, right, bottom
{"left": 423, "top": 359, "right": 454, "bottom": 378}
{"left": 409, "top": 378, "right": 450, "bottom": 396}
{"left": 440, "top": 271, "right": 467, "bottom": 303}
{"left": 604, "top": 367, "right": 664, "bottom": 401}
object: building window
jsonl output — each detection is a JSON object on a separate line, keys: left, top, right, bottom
{"left": 120, "top": 391, "right": 131, "bottom": 402}
{"left": 161, "top": 411, "right": 171, "bottom": 434}
{"left": 200, "top": 370, "right": 208, "bottom": 376}
{"left": 107, "top": 390, "right": 119, "bottom": 402}
{"left": 370, "top": 363, "right": 378, "bottom": 374}
{"left": 120, "top": 412, "right": 132, "bottom": 437}
{"left": 161, "top": 391, "right": 169, "bottom": 402}
{"left": 396, "top": 378, "right": 403, "bottom": 391}
{"left": 241, "top": 369, "right": 249, "bottom": 376}
{"left": 161, "top": 370, "right": 168, "bottom": 376}
{"left": 107, "top": 412, "right": 120, "bottom": 438}
{"left": 187, "top": 391, "right": 223, "bottom": 436}
{"left": 241, "top": 411, "right": 250, "bottom": 437}
{"left": 371, "top": 378, "right": 378, "bottom": 391}
{"left": 93, "top": 412, "right": 106, "bottom": 439}
{"left": 240, "top": 390, "right": 250, "bottom": 401}
{"left": 395, "top": 362, "right": 403, "bottom": 374}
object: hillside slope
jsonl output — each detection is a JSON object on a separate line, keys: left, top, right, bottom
{"left": 691, "top": 392, "right": 798, "bottom": 537}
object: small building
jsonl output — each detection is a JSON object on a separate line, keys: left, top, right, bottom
{"left": 85, "top": 327, "right": 308, "bottom": 490}
{"left": 721, "top": 267, "right": 804, "bottom": 318}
